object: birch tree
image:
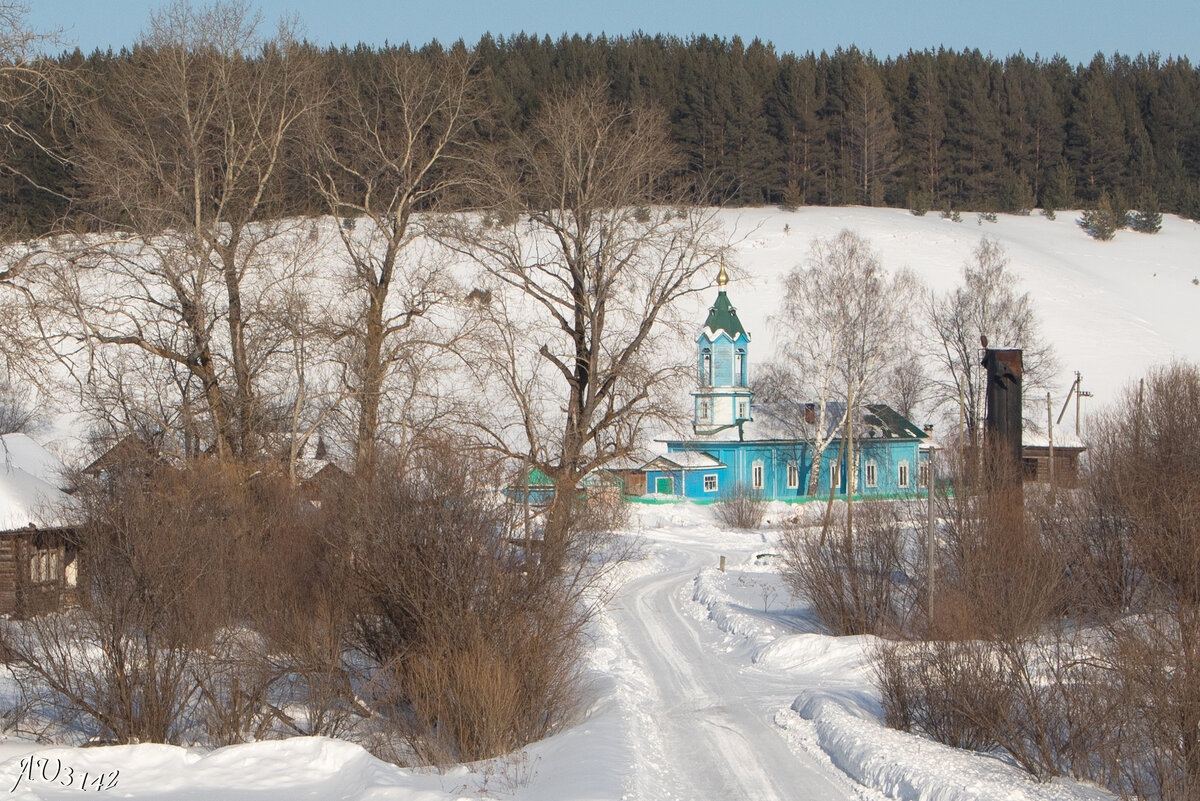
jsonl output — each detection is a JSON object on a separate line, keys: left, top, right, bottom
{"left": 769, "top": 230, "right": 916, "bottom": 495}
{"left": 925, "top": 236, "right": 1055, "bottom": 445}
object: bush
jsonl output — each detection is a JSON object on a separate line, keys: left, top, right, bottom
{"left": 335, "top": 444, "right": 591, "bottom": 763}
{"left": 874, "top": 363, "right": 1200, "bottom": 799}
{"left": 874, "top": 632, "right": 1115, "bottom": 782}
{"left": 713, "top": 481, "right": 768, "bottom": 529}
{"left": 0, "top": 461, "right": 313, "bottom": 744}
{"left": 781, "top": 502, "right": 911, "bottom": 636}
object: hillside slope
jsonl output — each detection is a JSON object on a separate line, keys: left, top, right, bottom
{"left": 702, "top": 206, "right": 1200, "bottom": 422}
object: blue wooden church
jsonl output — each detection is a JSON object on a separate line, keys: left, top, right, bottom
{"left": 641, "top": 266, "right": 929, "bottom": 501}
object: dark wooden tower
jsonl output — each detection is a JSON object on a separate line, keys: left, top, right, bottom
{"left": 982, "top": 348, "right": 1023, "bottom": 470}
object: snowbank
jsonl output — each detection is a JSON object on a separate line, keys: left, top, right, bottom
{"left": 687, "top": 552, "right": 1115, "bottom": 801}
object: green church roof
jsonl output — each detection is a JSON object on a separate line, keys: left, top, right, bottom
{"left": 702, "top": 291, "right": 747, "bottom": 340}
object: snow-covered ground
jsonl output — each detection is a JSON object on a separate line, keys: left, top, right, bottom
{"left": 0, "top": 504, "right": 1118, "bottom": 800}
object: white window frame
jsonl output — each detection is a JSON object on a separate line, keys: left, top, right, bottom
{"left": 752, "top": 460, "right": 764, "bottom": 490}
{"left": 898, "top": 460, "right": 910, "bottom": 489}
{"left": 865, "top": 460, "right": 878, "bottom": 488}
{"left": 735, "top": 350, "right": 745, "bottom": 386}
{"left": 918, "top": 461, "right": 930, "bottom": 489}
{"left": 737, "top": 400, "right": 749, "bottom": 420}
{"left": 830, "top": 462, "right": 840, "bottom": 491}
{"left": 702, "top": 351, "right": 712, "bottom": 385}
{"left": 786, "top": 461, "right": 799, "bottom": 490}
{"left": 703, "top": 473, "right": 719, "bottom": 493}
{"left": 698, "top": 398, "right": 711, "bottom": 421}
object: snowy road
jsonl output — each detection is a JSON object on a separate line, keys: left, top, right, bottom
{"left": 609, "top": 543, "right": 862, "bottom": 801}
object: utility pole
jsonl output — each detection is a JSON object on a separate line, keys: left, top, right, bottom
{"left": 926, "top": 427, "right": 936, "bottom": 627}
{"left": 1056, "top": 371, "right": 1092, "bottom": 438}
{"left": 1047, "top": 391, "right": 1055, "bottom": 488}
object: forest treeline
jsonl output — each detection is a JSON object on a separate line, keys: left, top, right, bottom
{"left": 6, "top": 34, "right": 1200, "bottom": 235}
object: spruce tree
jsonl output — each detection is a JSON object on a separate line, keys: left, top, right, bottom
{"left": 1079, "top": 191, "right": 1118, "bottom": 240}
{"left": 1131, "top": 190, "right": 1163, "bottom": 233}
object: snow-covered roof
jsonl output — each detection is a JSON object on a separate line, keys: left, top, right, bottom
{"left": 0, "top": 433, "right": 77, "bottom": 531}
{"left": 643, "top": 452, "right": 726, "bottom": 470}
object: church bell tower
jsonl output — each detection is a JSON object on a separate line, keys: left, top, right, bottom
{"left": 694, "top": 262, "right": 753, "bottom": 436}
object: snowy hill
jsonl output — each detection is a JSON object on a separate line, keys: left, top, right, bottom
{"left": 702, "top": 206, "right": 1200, "bottom": 417}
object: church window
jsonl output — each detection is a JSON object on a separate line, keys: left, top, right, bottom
{"left": 752, "top": 460, "right": 764, "bottom": 490}
{"left": 898, "top": 461, "right": 910, "bottom": 488}
{"left": 701, "top": 350, "right": 712, "bottom": 386}
{"left": 703, "top": 474, "right": 718, "bottom": 492}
{"left": 865, "top": 460, "right": 878, "bottom": 488}
{"left": 830, "top": 462, "right": 841, "bottom": 491}
{"left": 918, "top": 461, "right": 930, "bottom": 488}
{"left": 786, "top": 462, "right": 799, "bottom": 489}
{"left": 698, "top": 399, "right": 711, "bottom": 421}
{"left": 737, "top": 400, "right": 749, "bottom": 420}
{"left": 735, "top": 350, "right": 745, "bottom": 386}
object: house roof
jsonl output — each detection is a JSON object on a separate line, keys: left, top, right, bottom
{"left": 81, "top": 433, "right": 159, "bottom": 476}
{"left": 643, "top": 452, "right": 726, "bottom": 471}
{"left": 863, "top": 404, "right": 928, "bottom": 439}
{"left": 672, "top": 401, "right": 930, "bottom": 444}
{"left": 0, "top": 434, "right": 77, "bottom": 531}
{"left": 700, "top": 291, "right": 748, "bottom": 341}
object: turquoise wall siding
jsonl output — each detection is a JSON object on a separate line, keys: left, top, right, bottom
{"left": 697, "top": 331, "right": 749, "bottom": 388}
{"left": 658, "top": 438, "right": 924, "bottom": 500}
{"left": 644, "top": 466, "right": 730, "bottom": 496}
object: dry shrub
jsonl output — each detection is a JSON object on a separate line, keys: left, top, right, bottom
{"left": 931, "top": 444, "right": 1064, "bottom": 639}
{"left": 781, "top": 501, "right": 911, "bottom": 636}
{"left": 333, "top": 442, "right": 589, "bottom": 764}
{"left": 1082, "top": 363, "right": 1200, "bottom": 800}
{"left": 714, "top": 481, "right": 768, "bottom": 530}
{"left": 874, "top": 363, "right": 1200, "bottom": 798}
{"left": 2, "top": 460, "right": 267, "bottom": 743}
{"left": 873, "top": 631, "right": 1115, "bottom": 782}
{"left": 0, "top": 458, "right": 356, "bottom": 745}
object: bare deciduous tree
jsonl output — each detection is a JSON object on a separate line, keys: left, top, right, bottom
{"left": 309, "top": 47, "right": 482, "bottom": 473}
{"left": 768, "top": 230, "right": 918, "bottom": 495}
{"left": 925, "top": 236, "right": 1055, "bottom": 444}
{"left": 59, "top": 1, "right": 319, "bottom": 459}
{"left": 445, "top": 83, "right": 724, "bottom": 567}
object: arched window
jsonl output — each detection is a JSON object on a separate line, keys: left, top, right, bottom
{"left": 735, "top": 349, "right": 745, "bottom": 386}
{"left": 701, "top": 349, "right": 712, "bottom": 386}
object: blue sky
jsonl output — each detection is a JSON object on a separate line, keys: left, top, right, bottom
{"left": 27, "top": 1, "right": 1200, "bottom": 65}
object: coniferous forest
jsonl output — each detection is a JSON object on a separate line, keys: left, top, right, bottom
{"left": 7, "top": 33, "right": 1200, "bottom": 234}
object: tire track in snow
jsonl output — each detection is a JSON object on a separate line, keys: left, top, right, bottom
{"left": 610, "top": 550, "right": 860, "bottom": 801}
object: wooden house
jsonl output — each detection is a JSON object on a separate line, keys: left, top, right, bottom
{"left": 0, "top": 434, "right": 80, "bottom": 617}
